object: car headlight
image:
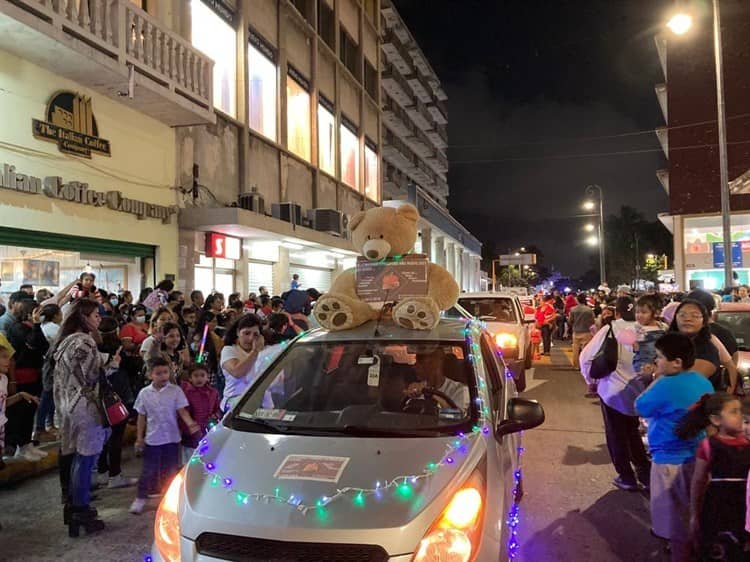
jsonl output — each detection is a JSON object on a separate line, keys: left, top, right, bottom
{"left": 413, "top": 472, "right": 485, "bottom": 562}
{"left": 494, "top": 333, "right": 519, "bottom": 357}
{"left": 154, "top": 469, "right": 184, "bottom": 562}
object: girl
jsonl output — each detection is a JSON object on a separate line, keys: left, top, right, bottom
{"left": 179, "top": 364, "right": 220, "bottom": 464}
{"left": 190, "top": 311, "right": 223, "bottom": 393}
{"left": 141, "top": 279, "right": 174, "bottom": 312}
{"left": 139, "top": 307, "right": 175, "bottom": 360}
{"left": 678, "top": 393, "right": 750, "bottom": 560}
{"left": 147, "top": 322, "right": 189, "bottom": 382}
{"left": 67, "top": 272, "right": 97, "bottom": 301}
{"left": 219, "top": 314, "right": 265, "bottom": 411}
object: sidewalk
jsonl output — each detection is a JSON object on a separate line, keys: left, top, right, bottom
{"left": 0, "top": 425, "right": 137, "bottom": 487}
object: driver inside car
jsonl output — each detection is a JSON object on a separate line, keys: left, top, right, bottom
{"left": 406, "top": 348, "right": 470, "bottom": 411}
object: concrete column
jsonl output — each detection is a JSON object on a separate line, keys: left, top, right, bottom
{"left": 673, "top": 215, "right": 686, "bottom": 291}
{"left": 455, "top": 246, "right": 464, "bottom": 291}
{"left": 236, "top": 242, "right": 249, "bottom": 297}
{"left": 444, "top": 241, "right": 455, "bottom": 276}
{"left": 434, "top": 236, "right": 446, "bottom": 268}
{"left": 273, "top": 246, "right": 290, "bottom": 296}
{"left": 420, "top": 226, "right": 432, "bottom": 259}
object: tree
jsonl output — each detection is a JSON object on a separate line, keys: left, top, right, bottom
{"left": 603, "top": 206, "right": 673, "bottom": 286}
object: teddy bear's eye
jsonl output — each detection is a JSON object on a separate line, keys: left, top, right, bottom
{"left": 379, "top": 235, "right": 384, "bottom": 239}
{"left": 367, "top": 235, "right": 371, "bottom": 240}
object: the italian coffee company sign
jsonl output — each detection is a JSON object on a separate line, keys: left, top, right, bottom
{"left": 32, "top": 91, "right": 111, "bottom": 158}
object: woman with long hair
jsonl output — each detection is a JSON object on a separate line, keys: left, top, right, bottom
{"left": 219, "top": 314, "right": 264, "bottom": 411}
{"left": 669, "top": 299, "right": 739, "bottom": 393}
{"left": 53, "top": 299, "right": 120, "bottom": 537}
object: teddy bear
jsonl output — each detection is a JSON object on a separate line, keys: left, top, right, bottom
{"left": 313, "top": 203, "right": 460, "bottom": 331}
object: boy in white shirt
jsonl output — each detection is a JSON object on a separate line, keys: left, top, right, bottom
{"left": 130, "top": 356, "right": 200, "bottom": 514}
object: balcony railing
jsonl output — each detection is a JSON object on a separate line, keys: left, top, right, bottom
{"left": 0, "top": 0, "right": 214, "bottom": 125}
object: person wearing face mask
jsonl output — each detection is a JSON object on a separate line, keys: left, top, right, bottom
{"left": 119, "top": 305, "right": 149, "bottom": 395}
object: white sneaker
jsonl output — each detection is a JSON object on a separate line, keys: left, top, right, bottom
{"left": 27, "top": 444, "right": 48, "bottom": 458}
{"left": 129, "top": 498, "right": 146, "bottom": 514}
{"left": 108, "top": 474, "right": 137, "bottom": 489}
{"left": 14, "top": 444, "right": 43, "bottom": 462}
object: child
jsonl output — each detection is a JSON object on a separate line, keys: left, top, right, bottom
{"left": 632, "top": 295, "right": 668, "bottom": 376}
{"left": 179, "top": 365, "right": 221, "bottom": 464}
{"left": 67, "top": 272, "right": 98, "bottom": 301}
{"left": 635, "top": 332, "right": 714, "bottom": 562}
{"left": 680, "top": 393, "right": 750, "bottom": 561}
{"left": 146, "top": 322, "right": 188, "bottom": 383}
{"left": 129, "top": 357, "right": 200, "bottom": 514}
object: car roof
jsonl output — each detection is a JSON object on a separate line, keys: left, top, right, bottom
{"left": 458, "top": 292, "right": 519, "bottom": 299}
{"left": 299, "top": 319, "right": 472, "bottom": 343}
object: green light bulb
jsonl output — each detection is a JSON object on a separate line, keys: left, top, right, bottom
{"left": 354, "top": 492, "right": 365, "bottom": 506}
{"left": 396, "top": 483, "right": 413, "bottom": 499}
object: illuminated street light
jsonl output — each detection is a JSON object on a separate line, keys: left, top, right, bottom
{"left": 667, "top": 13, "right": 693, "bottom": 35}
{"left": 584, "top": 224, "right": 595, "bottom": 232}
{"left": 646, "top": 253, "right": 655, "bottom": 260}
{"left": 582, "top": 200, "right": 595, "bottom": 211}
{"left": 586, "top": 235, "right": 599, "bottom": 247}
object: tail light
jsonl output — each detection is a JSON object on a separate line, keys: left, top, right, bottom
{"left": 154, "top": 470, "right": 184, "bottom": 562}
{"left": 413, "top": 472, "right": 485, "bottom": 562}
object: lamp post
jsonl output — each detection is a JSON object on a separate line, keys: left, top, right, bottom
{"left": 584, "top": 184, "right": 606, "bottom": 285}
{"left": 667, "top": 1, "right": 732, "bottom": 288}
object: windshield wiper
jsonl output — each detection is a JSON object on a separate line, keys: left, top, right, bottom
{"left": 339, "top": 425, "right": 441, "bottom": 437}
{"left": 231, "top": 417, "right": 287, "bottom": 434}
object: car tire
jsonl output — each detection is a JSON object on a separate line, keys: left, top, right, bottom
{"left": 515, "top": 367, "right": 527, "bottom": 393}
{"left": 524, "top": 344, "right": 533, "bottom": 370}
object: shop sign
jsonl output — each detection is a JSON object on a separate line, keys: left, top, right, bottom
{"left": 0, "top": 162, "right": 177, "bottom": 224}
{"left": 206, "top": 232, "right": 241, "bottom": 260}
{"left": 712, "top": 242, "right": 742, "bottom": 268}
{"left": 32, "top": 92, "right": 111, "bottom": 159}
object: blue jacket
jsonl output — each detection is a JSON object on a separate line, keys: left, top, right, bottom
{"left": 635, "top": 371, "right": 713, "bottom": 464}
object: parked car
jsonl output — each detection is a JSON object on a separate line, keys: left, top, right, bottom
{"left": 714, "top": 302, "right": 750, "bottom": 391}
{"left": 445, "top": 293, "right": 534, "bottom": 390}
{"left": 149, "top": 319, "right": 544, "bottom": 562}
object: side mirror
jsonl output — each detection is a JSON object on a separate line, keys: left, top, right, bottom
{"left": 496, "top": 398, "right": 545, "bottom": 438}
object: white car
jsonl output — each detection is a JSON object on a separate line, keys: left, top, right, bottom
{"left": 444, "top": 293, "right": 534, "bottom": 391}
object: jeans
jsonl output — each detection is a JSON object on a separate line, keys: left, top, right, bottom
{"left": 541, "top": 324, "right": 553, "bottom": 354}
{"left": 600, "top": 400, "right": 651, "bottom": 483}
{"left": 35, "top": 389, "right": 55, "bottom": 431}
{"left": 70, "top": 453, "right": 97, "bottom": 507}
{"left": 137, "top": 443, "right": 179, "bottom": 499}
{"left": 97, "top": 421, "right": 126, "bottom": 477}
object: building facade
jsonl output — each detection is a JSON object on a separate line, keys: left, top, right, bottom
{"left": 379, "top": 0, "right": 482, "bottom": 291}
{"left": 655, "top": 2, "right": 750, "bottom": 291}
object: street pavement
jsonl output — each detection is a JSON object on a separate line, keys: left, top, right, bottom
{"left": 0, "top": 342, "right": 667, "bottom": 561}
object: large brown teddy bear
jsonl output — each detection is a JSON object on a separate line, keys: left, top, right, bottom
{"left": 314, "top": 204, "right": 459, "bottom": 331}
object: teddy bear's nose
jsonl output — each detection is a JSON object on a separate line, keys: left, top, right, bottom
{"left": 363, "top": 239, "right": 391, "bottom": 261}
{"left": 366, "top": 250, "right": 379, "bottom": 259}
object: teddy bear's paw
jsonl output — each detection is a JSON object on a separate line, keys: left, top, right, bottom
{"left": 393, "top": 299, "right": 439, "bottom": 331}
{"left": 315, "top": 296, "right": 355, "bottom": 330}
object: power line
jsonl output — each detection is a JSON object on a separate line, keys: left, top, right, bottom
{"left": 448, "top": 111, "right": 750, "bottom": 150}
{"left": 450, "top": 139, "right": 750, "bottom": 165}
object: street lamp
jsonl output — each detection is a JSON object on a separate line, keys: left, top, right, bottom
{"left": 584, "top": 223, "right": 595, "bottom": 232}
{"left": 584, "top": 184, "right": 606, "bottom": 285}
{"left": 667, "top": 2, "right": 732, "bottom": 288}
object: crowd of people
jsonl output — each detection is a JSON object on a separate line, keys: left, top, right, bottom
{"left": 532, "top": 284, "right": 750, "bottom": 562}
{"left": 0, "top": 272, "right": 321, "bottom": 536}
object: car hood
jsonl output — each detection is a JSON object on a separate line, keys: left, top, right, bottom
{"left": 179, "top": 423, "right": 485, "bottom": 552}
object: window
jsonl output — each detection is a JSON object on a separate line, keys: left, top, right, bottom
{"left": 317, "top": 0, "right": 335, "bottom": 51}
{"left": 318, "top": 103, "right": 336, "bottom": 176}
{"left": 191, "top": 0, "right": 237, "bottom": 117}
{"left": 339, "top": 30, "right": 359, "bottom": 81}
{"left": 340, "top": 122, "right": 359, "bottom": 189}
{"left": 364, "top": 0, "right": 377, "bottom": 23}
{"left": 286, "top": 73, "right": 311, "bottom": 162}
{"left": 364, "top": 142, "right": 379, "bottom": 202}
{"left": 364, "top": 59, "right": 378, "bottom": 101}
{"left": 248, "top": 43, "right": 277, "bottom": 141}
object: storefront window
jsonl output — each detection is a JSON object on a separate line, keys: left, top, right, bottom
{"left": 287, "top": 75, "right": 311, "bottom": 162}
{"left": 318, "top": 104, "right": 336, "bottom": 176}
{"left": 194, "top": 255, "right": 235, "bottom": 296}
{"left": 340, "top": 123, "right": 359, "bottom": 189}
{"left": 364, "top": 143, "right": 379, "bottom": 202}
{"left": 248, "top": 44, "right": 277, "bottom": 141}
{"left": 191, "top": 0, "right": 237, "bottom": 117}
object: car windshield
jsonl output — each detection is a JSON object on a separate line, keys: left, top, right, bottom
{"left": 458, "top": 297, "right": 517, "bottom": 322}
{"left": 231, "top": 340, "right": 477, "bottom": 437}
{"left": 715, "top": 312, "right": 750, "bottom": 351}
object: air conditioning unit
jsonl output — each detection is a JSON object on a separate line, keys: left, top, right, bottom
{"left": 272, "top": 202, "right": 302, "bottom": 225}
{"left": 310, "top": 208, "right": 346, "bottom": 237}
{"left": 238, "top": 187, "right": 265, "bottom": 213}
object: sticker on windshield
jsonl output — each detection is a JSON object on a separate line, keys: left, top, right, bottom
{"left": 274, "top": 455, "right": 350, "bottom": 483}
{"left": 253, "top": 408, "right": 287, "bottom": 420}
{"left": 358, "top": 356, "right": 375, "bottom": 365}
{"left": 367, "top": 356, "right": 381, "bottom": 387}
{"left": 282, "top": 413, "right": 297, "bottom": 422}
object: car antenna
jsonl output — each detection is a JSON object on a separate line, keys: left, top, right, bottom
{"left": 373, "top": 289, "right": 392, "bottom": 338}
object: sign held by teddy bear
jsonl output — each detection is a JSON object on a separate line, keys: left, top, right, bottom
{"left": 313, "top": 204, "right": 459, "bottom": 331}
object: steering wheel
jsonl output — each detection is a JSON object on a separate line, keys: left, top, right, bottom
{"left": 401, "top": 386, "right": 460, "bottom": 415}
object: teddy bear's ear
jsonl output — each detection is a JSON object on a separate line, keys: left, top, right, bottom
{"left": 349, "top": 210, "right": 366, "bottom": 232}
{"left": 396, "top": 204, "right": 419, "bottom": 223}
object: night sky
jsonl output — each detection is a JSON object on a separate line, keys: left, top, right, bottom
{"left": 393, "top": 0, "right": 673, "bottom": 276}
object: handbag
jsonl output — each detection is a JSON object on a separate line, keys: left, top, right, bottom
{"left": 589, "top": 324, "right": 619, "bottom": 380}
{"left": 99, "top": 374, "right": 129, "bottom": 426}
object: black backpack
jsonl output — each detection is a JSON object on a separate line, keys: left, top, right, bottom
{"left": 589, "top": 325, "right": 619, "bottom": 380}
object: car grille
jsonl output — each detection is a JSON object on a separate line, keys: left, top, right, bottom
{"left": 195, "top": 533, "right": 391, "bottom": 562}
